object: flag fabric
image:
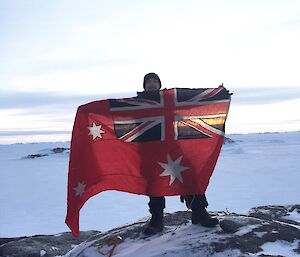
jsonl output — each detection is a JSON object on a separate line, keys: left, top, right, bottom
{"left": 66, "top": 86, "right": 231, "bottom": 236}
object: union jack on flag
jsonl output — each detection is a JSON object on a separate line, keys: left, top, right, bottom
{"left": 110, "top": 91, "right": 165, "bottom": 142}
{"left": 109, "top": 86, "right": 230, "bottom": 142}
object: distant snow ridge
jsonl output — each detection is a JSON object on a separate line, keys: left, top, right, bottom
{"left": 22, "top": 137, "right": 234, "bottom": 158}
{"left": 24, "top": 147, "right": 70, "bottom": 159}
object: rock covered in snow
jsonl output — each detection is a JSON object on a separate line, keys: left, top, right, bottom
{"left": 1, "top": 205, "right": 299, "bottom": 257}
{"left": 0, "top": 231, "right": 99, "bottom": 257}
{"left": 24, "top": 147, "right": 70, "bottom": 159}
{"left": 224, "top": 136, "right": 236, "bottom": 144}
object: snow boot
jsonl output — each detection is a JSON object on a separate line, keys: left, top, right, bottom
{"left": 191, "top": 207, "right": 219, "bottom": 227}
{"left": 181, "top": 194, "right": 219, "bottom": 227}
{"left": 143, "top": 210, "right": 164, "bottom": 235}
{"left": 143, "top": 196, "right": 165, "bottom": 235}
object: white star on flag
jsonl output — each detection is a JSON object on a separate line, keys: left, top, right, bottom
{"left": 73, "top": 181, "right": 86, "bottom": 197}
{"left": 88, "top": 122, "right": 105, "bottom": 140}
{"left": 158, "top": 154, "right": 189, "bottom": 186}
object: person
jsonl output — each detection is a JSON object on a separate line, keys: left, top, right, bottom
{"left": 140, "top": 72, "right": 219, "bottom": 236}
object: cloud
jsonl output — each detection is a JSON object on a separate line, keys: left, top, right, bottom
{"left": 1, "top": 87, "right": 300, "bottom": 114}
{"left": 0, "top": 91, "right": 135, "bottom": 110}
{"left": 1, "top": 87, "right": 299, "bottom": 140}
{"left": 230, "top": 87, "right": 300, "bottom": 105}
{"left": 286, "top": 18, "right": 300, "bottom": 26}
{"left": 0, "top": 130, "right": 70, "bottom": 136}
{"left": 15, "top": 57, "right": 140, "bottom": 77}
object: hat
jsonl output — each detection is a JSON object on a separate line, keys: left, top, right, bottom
{"left": 143, "top": 73, "right": 161, "bottom": 90}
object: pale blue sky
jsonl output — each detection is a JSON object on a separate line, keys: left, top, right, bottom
{"left": 1, "top": 0, "right": 300, "bottom": 143}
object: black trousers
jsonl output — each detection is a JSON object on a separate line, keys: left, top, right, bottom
{"left": 148, "top": 194, "right": 208, "bottom": 212}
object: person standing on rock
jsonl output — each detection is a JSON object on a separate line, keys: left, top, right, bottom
{"left": 139, "top": 72, "right": 219, "bottom": 236}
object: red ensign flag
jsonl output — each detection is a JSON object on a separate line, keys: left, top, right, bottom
{"left": 66, "top": 86, "right": 231, "bottom": 236}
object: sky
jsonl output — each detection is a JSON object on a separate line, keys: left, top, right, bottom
{"left": 0, "top": 0, "right": 300, "bottom": 144}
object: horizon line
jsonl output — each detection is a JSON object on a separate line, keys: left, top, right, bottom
{"left": 1, "top": 130, "right": 299, "bottom": 145}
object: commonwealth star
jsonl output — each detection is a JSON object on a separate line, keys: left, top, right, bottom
{"left": 73, "top": 181, "right": 86, "bottom": 197}
{"left": 158, "top": 154, "right": 189, "bottom": 186}
{"left": 88, "top": 122, "right": 105, "bottom": 140}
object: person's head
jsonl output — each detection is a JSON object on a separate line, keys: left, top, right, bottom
{"left": 143, "top": 73, "right": 161, "bottom": 91}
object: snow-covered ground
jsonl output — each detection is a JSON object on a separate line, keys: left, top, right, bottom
{"left": 66, "top": 222, "right": 300, "bottom": 257}
{"left": 0, "top": 131, "right": 299, "bottom": 238}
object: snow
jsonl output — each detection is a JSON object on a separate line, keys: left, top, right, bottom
{"left": 253, "top": 231, "right": 268, "bottom": 238}
{"left": 287, "top": 210, "right": 300, "bottom": 223}
{"left": 0, "top": 131, "right": 300, "bottom": 240}
{"left": 40, "top": 249, "right": 47, "bottom": 256}
{"left": 76, "top": 225, "right": 228, "bottom": 257}
{"left": 65, "top": 239, "right": 99, "bottom": 257}
{"left": 259, "top": 240, "right": 300, "bottom": 257}
{"left": 207, "top": 131, "right": 300, "bottom": 214}
{"left": 233, "top": 224, "right": 261, "bottom": 236}
{"left": 68, "top": 223, "right": 244, "bottom": 257}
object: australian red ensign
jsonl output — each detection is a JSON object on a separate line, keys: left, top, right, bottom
{"left": 66, "top": 86, "right": 231, "bottom": 236}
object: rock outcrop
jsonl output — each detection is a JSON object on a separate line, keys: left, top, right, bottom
{"left": 1, "top": 205, "right": 299, "bottom": 257}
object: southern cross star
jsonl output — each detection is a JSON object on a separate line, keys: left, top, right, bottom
{"left": 158, "top": 154, "right": 189, "bottom": 186}
{"left": 88, "top": 122, "right": 105, "bottom": 140}
{"left": 73, "top": 181, "right": 86, "bottom": 197}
